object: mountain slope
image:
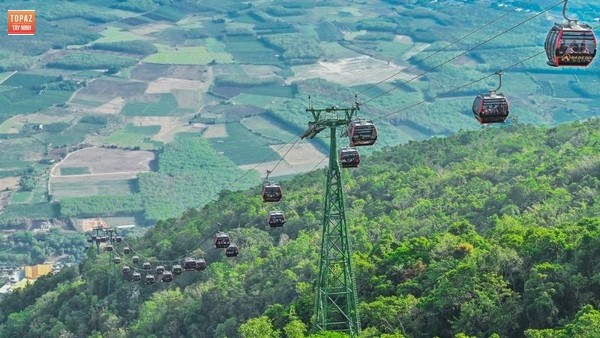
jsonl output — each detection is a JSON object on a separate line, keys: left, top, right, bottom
{"left": 3, "top": 119, "right": 600, "bottom": 337}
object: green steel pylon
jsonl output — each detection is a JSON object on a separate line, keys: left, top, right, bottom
{"left": 302, "top": 98, "right": 360, "bottom": 337}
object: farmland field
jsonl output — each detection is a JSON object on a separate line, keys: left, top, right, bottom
{"left": 120, "top": 93, "right": 195, "bottom": 116}
{"left": 144, "top": 46, "right": 234, "bottom": 65}
{"left": 208, "top": 122, "right": 281, "bottom": 166}
{"left": 60, "top": 167, "right": 91, "bottom": 176}
{"left": 102, "top": 124, "right": 161, "bottom": 150}
{"left": 241, "top": 115, "right": 297, "bottom": 142}
{"left": 51, "top": 178, "right": 137, "bottom": 198}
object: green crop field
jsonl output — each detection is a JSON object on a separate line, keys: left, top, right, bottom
{"left": 51, "top": 178, "right": 137, "bottom": 199}
{"left": 207, "top": 122, "right": 281, "bottom": 166}
{"left": 9, "top": 191, "right": 32, "bottom": 204}
{"left": 2, "top": 73, "right": 58, "bottom": 88}
{"left": 224, "top": 36, "right": 281, "bottom": 65}
{"left": 60, "top": 167, "right": 91, "bottom": 175}
{"left": 240, "top": 115, "right": 297, "bottom": 143}
{"left": 120, "top": 93, "right": 194, "bottom": 116}
{"left": 0, "top": 89, "right": 73, "bottom": 123}
{"left": 102, "top": 124, "right": 162, "bottom": 149}
{"left": 144, "top": 45, "right": 234, "bottom": 65}
{"left": 40, "top": 120, "right": 107, "bottom": 147}
{"left": 93, "top": 27, "right": 144, "bottom": 44}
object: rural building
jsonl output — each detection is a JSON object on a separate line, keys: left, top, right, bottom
{"left": 24, "top": 264, "right": 52, "bottom": 280}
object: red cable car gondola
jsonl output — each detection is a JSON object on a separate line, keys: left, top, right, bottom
{"left": 348, "top": 119, "right": 377, "bottom": 147}
{"left": 261, "top": 170, "right": 283, "bottom": 202}
{"left": 268, "top": 210, "right": 286, "bottom": 227}
{"left": 215, "top": 231, "right": 231, "bottom": 249}
{"left": 145, "top": 274, "right": 155, "bottom": 285}
{"left": 195, "top": 258, "right": 207, "bottom": 271}
{"left": 225, "top": 244, "right": 239, "bottom": 257}
{"left": 472, "top": 71, "right": 510, "bottom": 124}
{"left": 183, "top": 257, "right": 197, "bottom": 271}
{"left": 544, "top": 1, "right": 596, "bottom": 67}
{"left": 161, "top": 271, "right": 173, "bottom": 282}
{"left": 339, "top": 147, "right": 360, "bottom": 168}
{"left": 172, "top": 264, "right": 183, "bottom": 275}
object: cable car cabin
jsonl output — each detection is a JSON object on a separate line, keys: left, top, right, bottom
{"left": 215, "top": 232, "right": 231, "bottom": 249}
{"left": 145, "top": 274, "right": 155, "bottom": 285}
{"left": 348, "top": 119, "right": 378, "bottom": 147}
{"left": 196, "top": 258, "right": 207, "bottom": 271}
{"left": 545, "top": 23, "right": 597, "bottom": 67}
{"left": 268, "top": 211, "right": 286, "bottom": 227}
{"left": 155, "top": 265, "right": 165, "bottom": 275}
{"left": 172, "top": 264, "right": 183, "bottom": 275}
{"left": 104, "top": 244, "right": 113, "bottom": 252}
{"left": 113, "top": 257, "right": 121, "bottom": 264}
{"left": 183, "top": 257, "right": 197, "bottom": 271}
{"left": 114, "top": 236, "right": 122, "bottom": 243}
{"left": 225, "top": 244, "right": 239, "bottom": 257}
{"left": 132, "top": 272, "right": 141, "bottom": 282}
{"left": 87, "top": 237, "right": 93, "bottom": 243}
{"left": 472, "top": 93, "right": 509, "bottom": 124}
{"left": 142, "top": 262, "right": 152, "bottom": 270}
{"left": 162, "top": 271, "right": 173, "bottom": 283}
{"left": 339, "top": 147, "right": 360, "bottom": 168}
{"left": 91, "top": 235, "right": 97, "bottom": 242}
{"left": 123, "top": 247, "right": 130, "bottom": 254}
{"left": 132, "top": 256, "right": 140, "bottom": 264}
{"left": 122, "top": 266, "right": 131, "bottom": 275}
{"left": 262, "top": 183, "right": 282, "bottom": 203}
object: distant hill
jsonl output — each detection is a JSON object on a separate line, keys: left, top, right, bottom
{"left": 3, "top": 119, "right": 600, "bottom": 336}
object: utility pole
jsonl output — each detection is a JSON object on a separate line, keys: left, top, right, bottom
{"left": 302, "top": 97, "right": 360, "bottom": 337}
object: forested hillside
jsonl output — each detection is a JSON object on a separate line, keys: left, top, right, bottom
{"left": 4, "top": 119, "right": 600, "bottom": 337}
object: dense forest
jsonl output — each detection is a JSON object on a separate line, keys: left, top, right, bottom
{"left": 4, "top": 119, "right": 600, "bottom": 337}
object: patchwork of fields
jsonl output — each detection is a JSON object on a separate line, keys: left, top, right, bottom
{"left": 0, "top": 0, "right": 598, "bottom": 229}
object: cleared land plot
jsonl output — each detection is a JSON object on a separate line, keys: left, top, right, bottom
{"left": 202, "top": 124, "right": 227, "bottom": 138}
{"left": 0, "top": 177, "right": 19, "bottom": 191}
{"left": 144, "top": 46, "right": 234, "bottom": 65}
{"left": 287, "top": 56, "right": 412, "bottom": 86}
{"left": 78, "top": 78, "right": 147, "bottom": 99}
{"left": 51, "top": 147, "right": 155, "bottom": 176}
{"left": 208, "top": 122, "right": 280, "bottom": 166}
{"left": 130, "top": 64, "right": 210, "bottom": 81}
{"left": 91, "top": 97, "right": 127, "bottom": 114}
{"left": 127, "top": 116, "right": 202, "bottom": 143}
{"left": 146, "top": 77, "right": 208, "bottom": 94}
{"left": 0, "top": 117, "right": 22, "bottom": 134}
{"left": 240, "top": 115, "right": 296, "bottom": 142}
{"left": 130, "top": 22, "right": 173, "bottom": 35}
{"left": 172, "top": 89, "right": 204, "bottom": 109}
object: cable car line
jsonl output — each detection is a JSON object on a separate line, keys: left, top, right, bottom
{"left": 377, "top": 50, "right": 547, "bottom": 120}
{"left": 360, "top": 0, "right": 565, "bottom": 108}
{"left": 336, "top": 0, "right": 538, "bottom": 107}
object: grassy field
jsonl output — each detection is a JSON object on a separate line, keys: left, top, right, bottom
{"left": 240, "top": 115, "right": 297, "bottom": 142}
{"left": 144, "top": 45, "right": 234, "bottom": 65}
{"left": 51, "top": 179, "right": 137, "bottom": 198}
{"left": 94, "top": 27, "right": 146, "bottom": 43}
{"left": 60, "top": 167, "right": 91, "bottom": 175}
{"left": 102, "top": 124, "right": 161, "bottom": 149}
{"left": 120, "top": 93, "right": 194, "bottom": 116}
{"left": 207, "top": 122, "right": 281, "bottom": 166}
